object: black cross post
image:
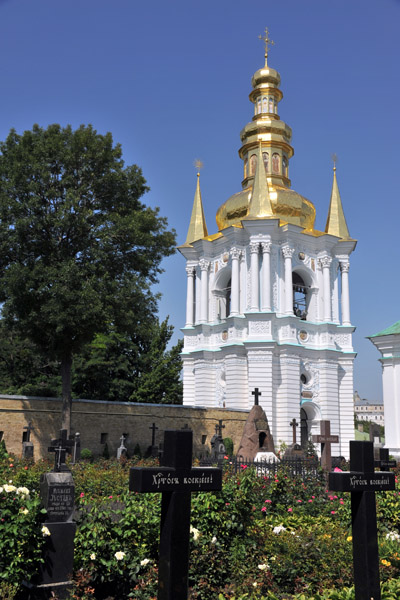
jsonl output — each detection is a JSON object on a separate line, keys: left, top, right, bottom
{"left": 375, "top": 448, "right": 397, "bottom": 470}
{"left": 23, "top": 421, "right": 34, "bottom": 442}
{"left": 215, "top": 420, "right": 225, "bottom": 437}
{"left": 329, "top": 441, "right": 395, "bottom": 600}
{"left": 48, "top": 429, "right": 75, "bottom": 472}
{"left": 129, "top": 429, "right": 222, "bottom": 600}
{"left": 252, "top": 387, "right": 262, "bottom": 406}
{"left": 150, "top": 422, "right": 159, "bottom": 447}
{"left": 311, "top": 420, "right": 339, "bottom": 472}
{"left": 290, "top": 418, "right": 299, "bottom": 445}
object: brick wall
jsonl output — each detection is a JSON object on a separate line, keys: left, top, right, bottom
{"left": 0, "top": 395, "right": 249, "bottom": 459}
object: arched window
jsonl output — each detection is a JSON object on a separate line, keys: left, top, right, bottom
{"left": 244, "top": 158, "right": 248, "bottom": 179}
{"left": 262, "top": 152, "right": 269, "bottom": 172}
{"left": 225, "top": 278, "right": 231, "bottom": 317}
{"left": 269, "top": 96, "right": 274, "bottom": 113}
{"left": 262, "top": 96, "right": 268, "bottom": 113}
{"left": 293, "top": 272, "right": 307, "bottom": 320}
{"left": 257, "top": 98, "right": 262, "bottom": 114}
{"left": 272, "top": 153, "right": 280, "bottom": 174}
{"left": 250, "top": 154, "right": 257, "bottom": 175}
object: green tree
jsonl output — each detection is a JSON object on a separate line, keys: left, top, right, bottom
{"left": 0, "top": 124, "right": 176, "bottom": 430}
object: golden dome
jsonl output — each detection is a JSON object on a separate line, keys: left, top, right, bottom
{"left": 216, "top": 184, "right": 316, "bottom": 231}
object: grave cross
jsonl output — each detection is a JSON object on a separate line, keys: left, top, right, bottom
{"left": 329, "top": 441, "right": 395, "bottom": 600}
{"left": 129, "top": 429, "right": 222, "bottom": 600}
{"left": 149, "top": 422, "right": 159, "bottom": 446}
{"left": 374, "top": 447, "right": 397, "bottom": 471}
{"left": 311, "top": 420, "right": 339, "bottom": 472}
{"left": 48, "top": 429, "right": 75, "bottom": 472}
{"left": 23, "top": 421, "right": 34, "bottom": 442}
{"left": 289, "top": 418, "right": 298, "bottom": 445}
{"left": 215, "top": 419, "right": 225, "bottom": 437}
{"left": 252, "top": 387, "right": 262, "bottom": 406}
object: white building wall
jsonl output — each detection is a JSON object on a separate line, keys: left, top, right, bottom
{"left": 225, "top": 354, "right": 248, "bottom": 409}
{"left": 338, "top": 358, "right": 355, "bottom": 458}
{"left": 274, "top": 352, "right": 300, "bottom": 445}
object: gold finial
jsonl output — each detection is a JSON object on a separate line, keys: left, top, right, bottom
{"left": 193, "top": 159, "right": 204, "bottom": 176}
{"left": 331, "top": 153, "right": 338, "bottom": 171}
{"left": 258, "top": 27, "right": 274, "bottom": 66}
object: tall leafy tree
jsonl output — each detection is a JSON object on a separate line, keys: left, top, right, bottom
{"left": 0, "top": 124, "right": 176, "bottom": 430}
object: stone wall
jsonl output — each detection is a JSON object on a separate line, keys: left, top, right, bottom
{"left": 0, "top": 395, "right": 249, "bottom": 459}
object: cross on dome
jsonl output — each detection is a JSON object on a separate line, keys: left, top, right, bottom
{"left": 258, "top": 27, "right": 275, "bottom": 66}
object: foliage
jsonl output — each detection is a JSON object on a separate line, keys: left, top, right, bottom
{"left": 0, "top": 123, "right": 176, "bottom": 427}
{"left": 2, "top": 457, "right": 400, "bottom": 599}
{"left": 80, "top": 448, "right": 94, "bottom": 461}
{"left": 223, "top": 437, "right": 234, "bottom": 456}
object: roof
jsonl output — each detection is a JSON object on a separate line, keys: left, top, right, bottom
{"left": 369, "top": 320, "right": 400, "bottom": 338}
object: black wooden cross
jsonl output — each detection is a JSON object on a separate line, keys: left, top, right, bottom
{"left": 129, "top": 429, "right": 222, "bottom": 600}
{"left": 311, "top": 420, "right": 339, "bottom": 471}
{"left": 374, "top": 448, "right": 397, "bottom": 470}
{"left": 23, "top": 421, "right": 34, "bottom": 442}
{"left": 215, "top": 420, "right": 225, "bottom": 437}
{"left": 149, "top": 422, "right": 159, "bottom": 447}
{"left": 329, "top": 441, "right": 395, "bottom": 600}
{"left": 48, "top": 429, "right": 75, "bottom": 472}
{"left": 290, "top": 418, "right": 299, "bottom": 445}
{"left": 252, "top": 387, "right": 262, "bottom": 406}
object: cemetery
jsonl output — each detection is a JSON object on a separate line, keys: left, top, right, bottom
{"left": 1, "top": 429, "right": 400, "bottom": 600}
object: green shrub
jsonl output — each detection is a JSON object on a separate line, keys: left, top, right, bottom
{"left": 81, "top": 448, "right": 94, "bottom": 461}
{"left": 223, "top": 437, "right": 234, "bottom": 456}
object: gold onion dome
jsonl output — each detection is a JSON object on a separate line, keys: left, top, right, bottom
{"left": 216, "top": 29, "right": 317, "bottom": 233}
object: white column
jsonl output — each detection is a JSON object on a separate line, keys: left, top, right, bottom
{"left": 250, "top": 242, "right": 260, "bottom": 311}
{"left": 185, "top": 266, "right": 195, "bottom": 326}
{"left": 282, "top": 245, "right": 295, "bottom": 315}
{"left": 261, "top": 241, "right": 271, "bottom": 312}
{"left": 199, "top": 259, "right": 209, "bottom": 323}
{"left": 321, "top": 256, "right": 332, "bottom": 322}
{"left": 230, "top": 248, "right": 240, "bottom": 316}
{"left": 239, "top": 252, "right": 246, "bottom": 313}
{"left": 340, "top": 261, "right": 351, "bottom": 326}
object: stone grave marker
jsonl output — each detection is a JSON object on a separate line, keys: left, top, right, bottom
{"left": 22, "top": 421, "right": 35, "bottom": 459}
{"left": 26, "top": 429, "right": 77, "bottom": 599}
{"left": 117, "top": 433, "right": 128, "bottom": 459}
{"left": 284, "top": 418, "right": 304, "bottom": 458}
{"left": 375, "top": 447, "right": 397, "bottom": 470}
{"left": 311, "top": 420, "right": 339, "bottom": 471}
{"left": 148, "top": 422, "right": 159, "bottom": 457}
{"left": 129, "top": 429, "right": 222, "bottom": 599}
{"left": 71, "top": 432, "right": 81, "bottom": 464}
{"left": 329, "top": 441, "right": 395, "bottom": 600}
{"left": 211, "top": 420, "right": 226, "bottom": 460}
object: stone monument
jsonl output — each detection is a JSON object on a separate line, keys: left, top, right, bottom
{"left": 237, "top": 393, "right": 276, "bottom": 460}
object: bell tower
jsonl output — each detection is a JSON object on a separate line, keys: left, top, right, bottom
{"left": 179, "top": 31, "right": 357, "bottom": 459}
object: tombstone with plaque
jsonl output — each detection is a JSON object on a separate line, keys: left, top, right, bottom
{"left": 130, "top": 429, "right": 222, "bottom": 599}
{"left": 311, "top": 420, "right": 339, "bottom": 471}
{"left": 117, "top": 434, "right": 128, "bottom": 459}
{"left": 210, "top": 420, "right": 226, "bottom": 460}
{"left": 26, "top": 429, "right": 77, "bottom": 599}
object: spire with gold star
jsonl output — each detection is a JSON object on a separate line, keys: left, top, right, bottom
{"left": 184, "top": 161, "right": 208, "bottom": 245}
{"left": 325, "top": 158, "right": 351, "bottom": 239}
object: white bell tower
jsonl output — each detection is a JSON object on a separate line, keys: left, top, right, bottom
{"left": 179, "top": 32, "right": 357, "bottom": 459}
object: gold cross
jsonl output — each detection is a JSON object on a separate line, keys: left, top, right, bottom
{"left": 258, "top": 27, "right": 275, "bottom": 66}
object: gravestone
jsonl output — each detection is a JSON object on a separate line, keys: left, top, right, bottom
{"left": 237, "top": 399, "right": 275, "bottom": 460}
{"left": 22, "top": 421, "right": 35, "bottom": 459}
{"left": 375, "top": 447, "right": 397, "bottom": 470}
{"left": 130, "top": 429, "right": 222, "bottom": 599}
{"left": 210, "top": 420, "right": 226, "bottom": 460}
{"left": 329, "top": 441, "right": 395, "bottom": 600}
{"left": 284, "top": 418, "right": 304, "bottom": 458}
{"left": 27, "top": 429, "right": 76, "bottom": 599}
{"left": 311, "top": 420, "right": 339, "bottom": 471}
{"left": 71, "top": 432, "right": 81, "bottom": 464}
{"left": 117, "top": 434, "right": 127, "bottom": 459}
{"left": 148, "top": 422, "right": 159, "bottom": 457}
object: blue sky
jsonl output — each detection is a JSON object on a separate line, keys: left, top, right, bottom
{"left": 0, "top": 0, "right": 399, "bottom": 401}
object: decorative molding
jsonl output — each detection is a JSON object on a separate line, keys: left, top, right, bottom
{"left": 282, "top": 245, "right": 295, "bottom": 259}
{"left": 186, "top": 266, "right": 196, "bottom": 277}
{"left": 250, "top": 242, "right": 260, "bottom": 254}
{"left": 199, "top": 259, "right": 210, "bottom": 271}
{"left": 261, "top": 241, "right": 271, "bottom": 253}
{"left": 249, "top": 320, "right": 271, "bottom": 335}
{"left": 339, "top": 261, "right": 350, "bottom": 273}
{"left": 320, "top": 256, "right": 332, "bottom": 269}
{"left": 230, "top": 247, "right": 241, "bottom": 260}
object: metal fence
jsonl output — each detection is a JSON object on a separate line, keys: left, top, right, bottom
{"left": 198, "top": 455, "right": 320, "bottom": 478}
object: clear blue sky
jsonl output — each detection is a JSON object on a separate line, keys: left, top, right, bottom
{"left": 1, "top": 0, "right": 399, "bottom": 402}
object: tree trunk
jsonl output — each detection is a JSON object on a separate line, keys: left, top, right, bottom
{"left": 61, "top": 354, "right": 72, "bottom": 434}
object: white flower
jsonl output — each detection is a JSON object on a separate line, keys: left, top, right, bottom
{"left": 0, "top": 487, "right": 3, "bottom": 493}
{"left": 114, "top": 551, "right": 126, "bottom": 561}
{"left": 17, "top": 486, "right": 30, "bottom": 497}
{"left": 41, "top": 526, "right": 51, "bottom": 537}
{"left": 190, "top": 525, "right": 200, "bottom": 541}
{"left": 273, "top": 525, "right": 286, "bottom": 535}
{"left": 386, "top": 531, "right": 400, "bottom": 541}
{"left": 258, "top": 563, "right": 268, "bottom": 571}
{"left": 253, "top": 582, "right": 258, "bottom": 587}
{"left": 211, "top": 536, "right": 217, "bottom": 544}
{"left": 140, "top": 558, "right": 150, "bottom": 567}
{"left": 21, "top": 508, "right": 29, "bottom": 515}
{"left": 90, "top": 553, "right": 96, "bottom": 561}
{"left": 3, "top": 484, "right": 17, "bottom": 493}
